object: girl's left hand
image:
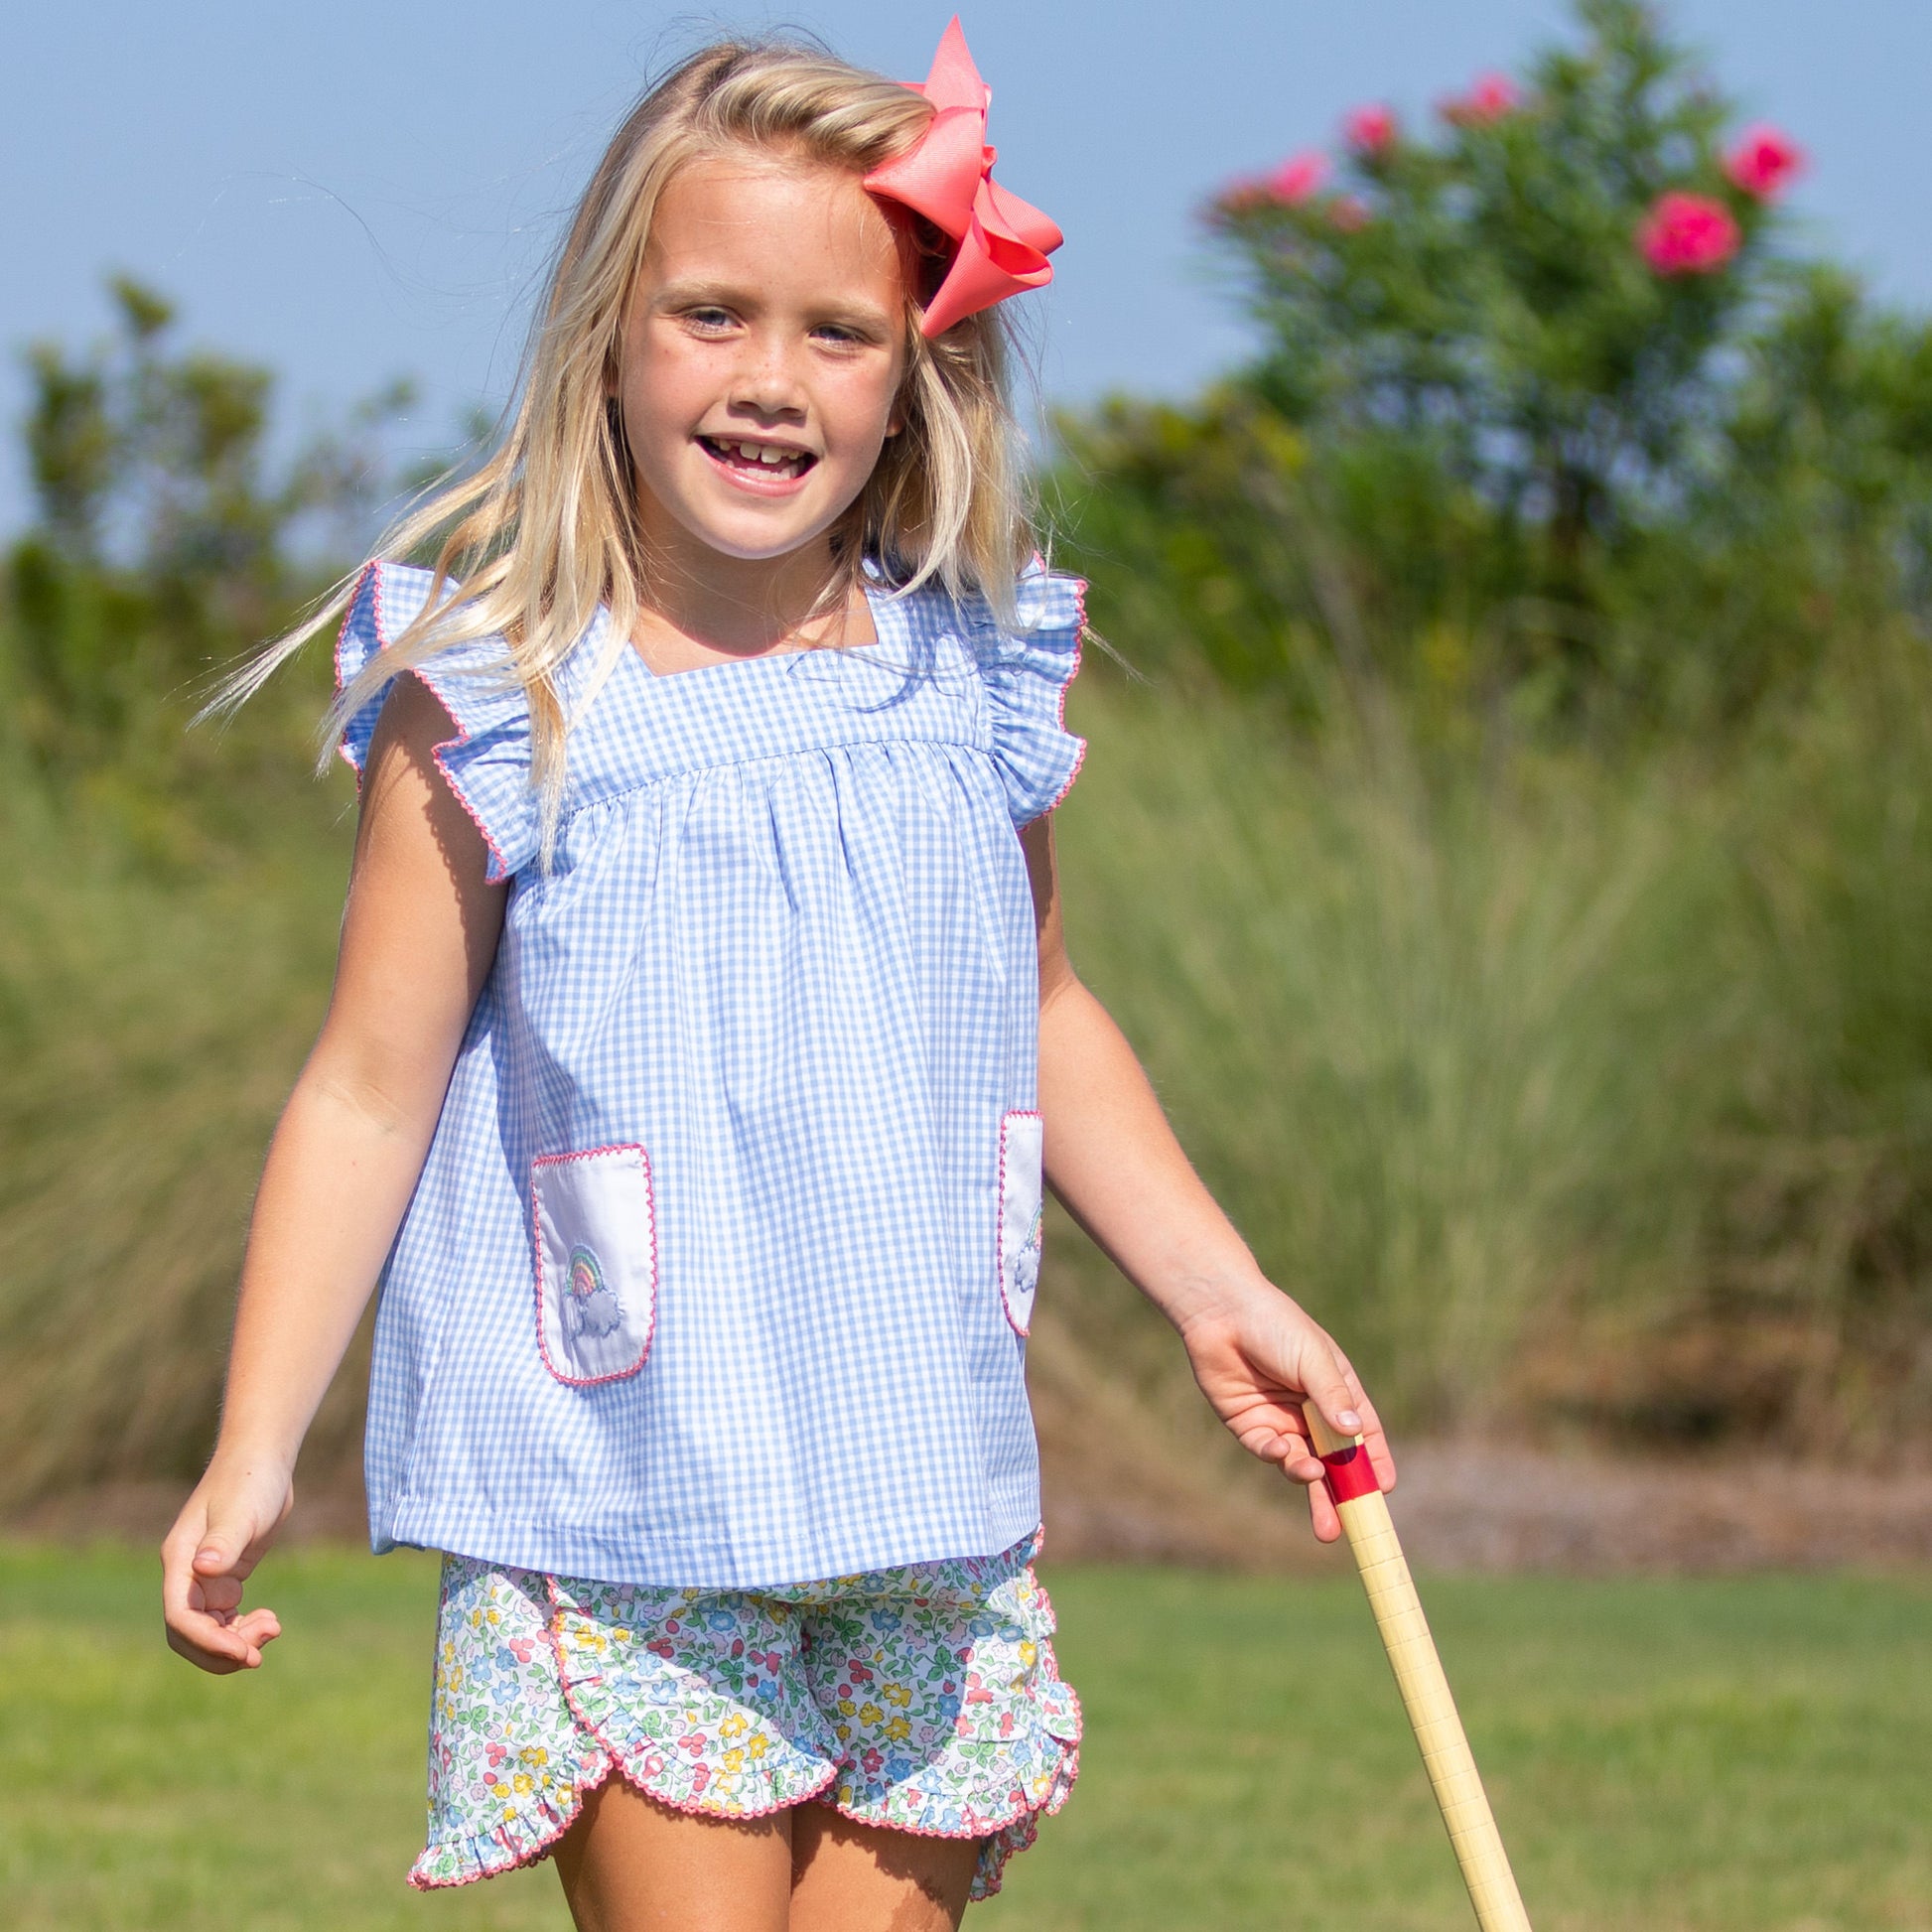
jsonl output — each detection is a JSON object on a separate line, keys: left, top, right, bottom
{"left": 1175, "top": 1285, "right": 1397, "bottom": 1542}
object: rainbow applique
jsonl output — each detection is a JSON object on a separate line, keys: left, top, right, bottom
{"left": 563, "top": 1243, "right": 624, "bottom": 1341}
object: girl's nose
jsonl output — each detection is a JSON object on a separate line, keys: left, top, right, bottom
{"left": 730, "top": 331, "right": 807, "bottom": 421}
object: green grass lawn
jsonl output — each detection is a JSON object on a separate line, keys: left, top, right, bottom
{"left": 2, "top": 1545, "right": 1926, "bottom": 1931}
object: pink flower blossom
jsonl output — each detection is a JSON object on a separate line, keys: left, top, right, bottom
{"left": 1265, "top": 150, "right": 1330, "bottom": 204}
{"left": 1344, "top": 103, "right": 1398, "bottom": 156}
{"left": 1725, "top": 124, "right": 1804, "bottom": 201}
{"left": 1214, "top": 151, "right": 1329, "bottom": 217}
{"left": 1638, "top": 191, "right": 1741, "bottom": 275}
{"left": 1329, "top": 194, "right": 1371, "bottom": 232}
{"left": 1443, "top": 71, "right": 1520, "bottom": 126}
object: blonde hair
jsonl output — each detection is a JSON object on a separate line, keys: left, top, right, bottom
{"left": 226, "top": 35, "right": 1037, "bottom": 821}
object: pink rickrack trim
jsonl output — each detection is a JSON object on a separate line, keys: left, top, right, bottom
{"left": 813, "top": 1535, "right": 1081, "bottom": 1900}
{"left": 332, "top": 558, "right": 521, "bottom": 884}
{"left": 813, "top": 1679, "right": 1082, "bottom": 1901}
{"left": 1039, "top": 574, "right": 1090, "bottom": 818}
{"left": 415, "top": 1531, "right": 1071, "bottom": 1896}
{"left": 407, "top": 1756, "right": 617, "bottom": 1890}
{"left": 330, "top": 558, "right": 383, "bottom": 775}
{"left": 1009, "top": 562, "right": 1087, "bottom": 825}
{"left": 975, "top": 1738, "right": 1081, "bottom": 1899}
{"left": 531, "top": 1143, "right": 658, "bottom": 1389}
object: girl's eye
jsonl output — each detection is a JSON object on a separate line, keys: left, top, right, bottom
{"left": 685, "top": 307, "right": 735, "bottom": 332}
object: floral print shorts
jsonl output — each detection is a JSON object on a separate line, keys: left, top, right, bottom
{"left": 411, "top": 1530, "right": 1080, "bottom": 1902}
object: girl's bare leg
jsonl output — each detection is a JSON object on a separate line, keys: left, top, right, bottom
{"left": 787, "top": 1807, "right": 981, "bottom": 1931}
{"left": 551, "top": 1782, "right": 981, "bottom": 1931}
{"left": 552, "top": 1778, "right": 793, "bottom": 1932}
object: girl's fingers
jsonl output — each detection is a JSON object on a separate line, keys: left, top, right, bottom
{"left": 164, "top": 1599, "right": 256, "bottom": 1672}
{"left": 1302, "top": 1470, "right": 1342, "bottom": 1542}
{"left": 1304, "top": 1349, "right": 1364, "bottom": 1440}
{"left": 192, "top": 1530, "right": 261, "bottom": 1582}
{"left": 197, "top": 1573, "right": 246, "bottom": 1614}
{"left": 230, "top": 1608, "right": 283, "bottom": 1652}
{"left": 1318, "top": 1343, "right": 1397, "bottom": 1490}
{"left": 161, "top": 1492, "right": 283, "bottom": 1674}
{"left": 163, "top": 1586, "right": 281, "bottom": 1673}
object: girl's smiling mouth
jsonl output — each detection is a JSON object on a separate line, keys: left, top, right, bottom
{"left": 696, "top": 434, "right": 818, "bottom": 489}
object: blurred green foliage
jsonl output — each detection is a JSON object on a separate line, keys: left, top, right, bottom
{"left": 4, "top": 275, "right": 407, "bottom": 858}
{"left": 4, "top": 0, "right": 1932, "bottom": 1514}
{"left": 0, "top": 279, "right": 402, "bottom": 1503}
{"left": 1050, "top": 0, "right": 1932, "bottom": 725}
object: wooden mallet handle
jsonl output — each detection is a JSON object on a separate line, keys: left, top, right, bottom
{"left": 1306, "top": 1409, "right": 1534, "bottom": 1931}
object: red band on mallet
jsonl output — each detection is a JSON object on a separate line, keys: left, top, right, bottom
{"left": 1320, "top": 1441, "right": 1381, "bottom": 1504}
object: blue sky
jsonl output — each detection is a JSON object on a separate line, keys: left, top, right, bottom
{"left": 5, "top": 1, "right": 1930, "bottom": 532}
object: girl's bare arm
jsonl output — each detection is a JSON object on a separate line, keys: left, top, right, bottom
{"left": 161, "top": 677, "right": 506, "bottom": 1672}
{"left": 1023, "top": 816, "right": 1395, "bottom": 1541}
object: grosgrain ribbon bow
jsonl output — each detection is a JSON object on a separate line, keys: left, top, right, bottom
{"left": 863, "top": 17, "right": 1063, "bottom": 338}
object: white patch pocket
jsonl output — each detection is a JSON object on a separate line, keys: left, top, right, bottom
{"left": 997, "top": 1110, "right": 1045, "bottom": 1336}
{"left": 532, "top": 1145, "right": 657, "bottom": 1386}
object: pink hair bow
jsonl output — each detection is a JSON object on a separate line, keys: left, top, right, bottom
{"left": 863, "top": 17, "right": 1063, "bottom": 337}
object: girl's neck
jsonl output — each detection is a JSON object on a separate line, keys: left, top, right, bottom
{"left": 631, "top": 515, "right": 863, "bottom": 658}
{"left": 628, "top": 525, "right": 873, "bottom": 673}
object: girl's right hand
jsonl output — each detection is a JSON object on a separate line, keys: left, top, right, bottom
{"left": 160, "top": 1450, "right": 294, "bottom": 1673}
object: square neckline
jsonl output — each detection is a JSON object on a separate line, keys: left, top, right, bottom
{"left": 616, "top": 579, "right": 899, "bottom": 684}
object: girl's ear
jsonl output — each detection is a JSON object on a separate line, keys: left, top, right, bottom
{"left": 885, "top": 353, "right": 916, "bottom": 440}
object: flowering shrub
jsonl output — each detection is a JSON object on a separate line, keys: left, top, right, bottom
{"left": 1725, "top": 124, "right": 1805, "bottom": 201}
{"left": 1217, "top": 151, "right": 1326, "bottom": 214}
{"left": 1051, "top": 0, "right": 1932, "bottom": 723}
{"left": 1440, "top": 70, "right": 1519, "bottom": 126}
{"left": 1638, "top": 192, "right": 1742, "bottom": 275}
{"left": 1342, "top": 103, "right": 1397, "bottom": 157}
{"left": 1200, "top": 0, "right": 1803, "bottom": 599}
{"left": 1265, "top": 152, "right": 1328, "bottom": 204}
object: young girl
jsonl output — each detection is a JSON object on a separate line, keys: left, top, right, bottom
{"left": 162, "top": 23, "right": 1392, "bottom": 1930}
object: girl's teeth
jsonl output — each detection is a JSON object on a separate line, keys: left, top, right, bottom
{"left": 707, "top": 436, "right": 805, "bottom": 473}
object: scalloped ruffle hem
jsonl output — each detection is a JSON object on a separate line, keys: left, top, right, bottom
{"left": 409, "top": 1754, "right": 611, "bottom": 1889}
{"left": 412, "top": 1539, "right": 1078, "bottom": 1894}
{"left": 408, "top": 1744, "right": 843, "bottom": 1889}
{"left": 824, "top": 1713, "right": 1082, "bottom": 1902}
{"left": 408, "top": 1734, "right": 1078, "bottom": 1900}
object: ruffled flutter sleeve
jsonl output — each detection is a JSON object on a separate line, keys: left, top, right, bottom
{"left": 335, "top": 560, "right": 540, "bottom": 884}
{"left": 971, "top": 562, "right": 1087, "bottom": 825}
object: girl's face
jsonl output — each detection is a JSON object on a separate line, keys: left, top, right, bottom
{"left": 615, "top": 151, "right": 908, "bottom": 579}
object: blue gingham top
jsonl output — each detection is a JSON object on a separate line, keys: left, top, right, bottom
{"left": 336, "top": 558, "right": 1085, "bottom": 1588}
